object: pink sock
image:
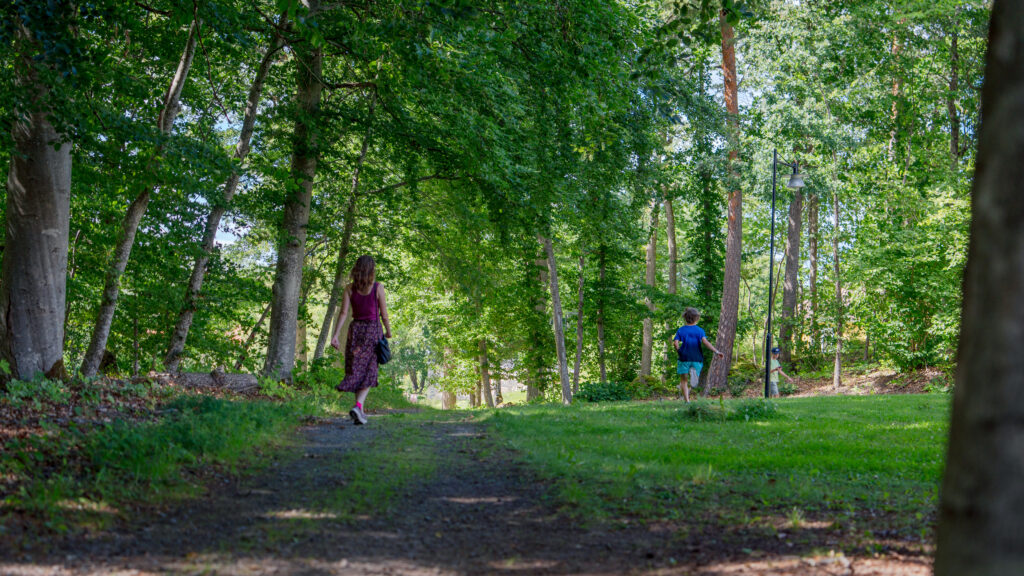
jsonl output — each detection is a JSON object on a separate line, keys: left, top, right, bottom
{"left": 355, "top": 402, "right": 363, "bottom": 410}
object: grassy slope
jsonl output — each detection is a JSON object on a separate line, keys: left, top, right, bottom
{"left": 485, "top": 395, "right": 949, "bottom": 537}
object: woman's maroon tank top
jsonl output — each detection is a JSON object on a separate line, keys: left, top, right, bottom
{"left": 350, "top": 282, "right": 379, "bottom": 322}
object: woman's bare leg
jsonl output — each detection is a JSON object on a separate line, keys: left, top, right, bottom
{"left": 356, "top": 387, "right": 370, "bottom": 406}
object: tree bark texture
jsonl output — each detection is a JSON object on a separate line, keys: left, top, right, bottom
{"left": 541, "top": 235, "right": 572, "bottom": 404}
{"left": 779, "top": 190, "right": 802, "bottom": 364}
{"left": 164, "top": 38, "right": 281, "bottom": 371}
{"left": 597, "top": 245, "right": 608, "bottom": 383}
{"left": 831, "top": 189, "right": 843, "bottom": 390}
{"left": 81, "top": 20, "right": 199, "bottom": 377}
{"left": 441, "top": 390, "right": 457, "bottom": 410}
{"left": 935, "top": 4, "right": 1024, "bottom": 573}
{"left": 262, "top": 4, "right": 323, "bottom": 380}
{"left": 478, "top": 339, "right": 495, "bottom": 408}
{"left": 640, "top": 200, "right": 658, "bottom": 379}
{"left": 807, "top": 193, "right": 819, "bottom": 356}
{"left": 572, "top": 252, "right": 585, "bottom": 393}
{"left": 313, "top": 93, "right": 376, "bottom": 360}
{"left": 708, "top": 10, "right": 742, "bottom": 396}
{"left": 664, "top": 198, "right": 679, "bottom": 375}
{"left": 1, "top": 18, "right": 72, "bottom": 380}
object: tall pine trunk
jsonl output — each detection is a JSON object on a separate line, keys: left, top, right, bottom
{"left": 948, "top": 11, "right": 960, "bottom": 172}
{"left": 81, "top": 20, "right": 199, "bottom": 377}
{"left": 313, "top": 93, "right": 376, "bottom": 360}
{"left": 541, "top": 235, "right": 572, "bottom": 404}
{"left": 807, "top": 193, "right": 819, "bottom": 357}
{"left": 664, "top": 198, "right": 679, "bottom": 376}
{"left": 263, "top": 2, "right": 323, "bottom": 380}
{"left": 779, "top": 190, "right": 802, "bottom": 364}
{"left": 640, "top": 200, "right": 658, "bottom": 378}
{"left": 597, "top": 245, "right": 608, "bottom": 383}
{"left": 164, "top": 37, "right": 282, "bottom": 372}
{"left": 707, "top": 10, "right": 742, "bottom": 396}
{"left": 831, "top": 189, "right": 843, "bottom": 390}
{"left": 1, "top": 11, "right": 73, "bottom": 380}
{"left": 572, "top": 252, "right": 585, "bottom": 393}
{"left": 936, "top": 4, "right": 1024, "bottom": 571}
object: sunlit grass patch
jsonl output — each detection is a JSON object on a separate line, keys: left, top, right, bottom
{"left": 487, "top": 395, "right": 949, "bottom": 539}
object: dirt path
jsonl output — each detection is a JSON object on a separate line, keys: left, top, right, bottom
{"left": 1, "top": 413, "right": 931, "bottom": 575}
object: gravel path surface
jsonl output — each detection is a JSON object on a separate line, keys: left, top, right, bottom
{"left": 0, "top": 413, "right": 931, "bottom": 575}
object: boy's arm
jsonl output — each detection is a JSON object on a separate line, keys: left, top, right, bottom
{"left": 701, "top": 337, "right": 724, "bottom": 358}
{"left": 672, "top": 337, "right": 680, "bottom": 351}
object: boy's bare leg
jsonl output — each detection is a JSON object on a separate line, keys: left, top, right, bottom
{"left": 688, "top": 368, "right": 699, "bottom": 403}
{"left": 679, "top": 374, "right": 688, "bottom": 401}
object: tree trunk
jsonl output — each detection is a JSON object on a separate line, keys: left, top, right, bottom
{"left": 665, "top": 199, "right": 677, "bottom": 295}
{"left": 707, "top": 10, "right": 742, "bottom": 396}
{"left": 888, "top": 28, "right": 903, "bottom": 163}
{"left": 494, "top": 377, "right": 503, "bottom": 404}
{"left": 948, "top": 11, "right": 960, "bottom": 172}
{"left": 831, "top": 189, "right": 843, "bottom": 390}
{"left": 0, "top": 14, "right": 72, "bottom": 380}
{"left": 597, "top": 245, "right": 608, "bottom": 383}
{"left": 81, "top": 20, "right": 199, "bottom": 377}
{"left": 541, "top": 234, "right": 572, "bottom": 404}
{"left": 296, "top": 279, "right": 309, "bottom": 366}
{"left": 442, "top": 390, "right": 457, "bottom": 410}
{"left": 479, "top": 339, "right": 495, "bottom": 408}
{"left": 572, "top": 252, "right": 585, "bottom": 393}
{"left": 664, "top": 198, "right": 678, "bottom": 378}
{"left": 779, "top": 190, "right": 803, "bottom": 364}
{"left": 640, "top": 200, "right": 658, "bottom": 379}
{"left": 935, "top": 4, "right": 1024, "bottom": 571}
{"left": 262, "top": 3, "right": 323, "bottom": 381}
{"left": 808, "top": 193, "right": 819, "bottom": 356}
{"left": 410, "top": 369, "right": 419, "bottom": 393}
{"left": 164, "top": 37, "right": 281, "bottom": 371}
{"left": 313, "top": 93, "right": 376, "bottom": 360}
{"left": 234, "top": 301, "right": 272, "bottom": 371}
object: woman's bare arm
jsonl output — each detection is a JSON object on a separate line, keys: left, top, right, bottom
{"left": 331, "top": 286, "right": 352, "bottom": 349}
{"left": 378, "top": 284, "right": 393, "bottom": 338}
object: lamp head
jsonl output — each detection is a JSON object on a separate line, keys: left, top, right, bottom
{"left": 786, "top": 163, "right": 805, "bottom": 189}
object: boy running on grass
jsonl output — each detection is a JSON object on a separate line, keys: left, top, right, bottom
{"left": 672, "top": 307, "right": 724, "bottom": 402}
{"left": 769, "top": 347, "right": 795, "bottom": 398}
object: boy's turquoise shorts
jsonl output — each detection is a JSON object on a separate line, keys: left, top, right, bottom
{"left": 677, "top": 361, "right": 703, "bottom": 375}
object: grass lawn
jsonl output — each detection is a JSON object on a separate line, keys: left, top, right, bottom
{"left": 484, "top": 394, "right": 950, "bottom": 540}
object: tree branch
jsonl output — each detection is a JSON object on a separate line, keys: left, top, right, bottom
{"left": 365, "top": 174, "right": 462, "bottom": 195}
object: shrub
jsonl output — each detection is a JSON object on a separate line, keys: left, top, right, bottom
{"left": 727, "top": 374, "right": 753, "bottom": 397}
{"left": 627, "top": 375, "right": 676, "bottom": 399}
{"left": 728, "top": 398, "right": 782, "bottom": 421}
{"left": 777, "top": 380, "right": 797, "bottom": 396}
{"left": 678, "top": 399, "right": 727, "bottom": 422}
{"left": 575, "top": 381, "right": 631, "bottom": 403}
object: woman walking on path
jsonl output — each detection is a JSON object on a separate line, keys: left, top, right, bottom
{"left": 331, "top": 255, "right": 392, "bottom": 425}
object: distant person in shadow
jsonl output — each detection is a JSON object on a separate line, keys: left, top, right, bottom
{"left": 331, "top": 255, "right": 393, "bottom": 425}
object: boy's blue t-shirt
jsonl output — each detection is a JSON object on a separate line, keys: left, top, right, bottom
{"left": 674, "top": 325, "right": 706, "bottom": 362}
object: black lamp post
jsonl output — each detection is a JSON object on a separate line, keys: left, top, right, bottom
{"left": 765, "top": 149, "right": 805, "bottom": 398}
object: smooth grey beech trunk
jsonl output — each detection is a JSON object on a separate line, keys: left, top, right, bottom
{"left": 164, "top": 38, "right": 282, "bottom": 372}
{"left": 263, "top": 4, "right": 323, "bottom": 380}
{"left": 935, "top": 3, "right": 1024, "bottom": 573}
{"left": 640, "top": 201, "right": 658, "bottom": 378}
{"left": 478, "top": 339, "right": 494, "bottom": 408}
{"left": 1, "top": 21, "right": 72, "bottom": 380}
{"left": 779, "top": 190, "right": 802, "bottom": 364}
{"left": 541, "top": 235, "right": 572, "bottom": 404}
{"left": 81, "top": 20, "right": 199, "bottom": 377}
